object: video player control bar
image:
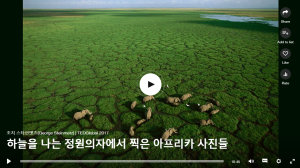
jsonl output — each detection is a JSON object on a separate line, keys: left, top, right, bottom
{"left": 20, "top": 160, "right": 224, "bottom": 163}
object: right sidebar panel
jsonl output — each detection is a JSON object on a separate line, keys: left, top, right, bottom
{"left": 279, "top": 0, "right": 299, "bottom": 167}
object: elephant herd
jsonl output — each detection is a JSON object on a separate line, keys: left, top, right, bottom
{"left": 129, "top": 94, "right": 221, "bottom": 141}
{"left": 72, "top": 94, "right": 221, "bottom": 142}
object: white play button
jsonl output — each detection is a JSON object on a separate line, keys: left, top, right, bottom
{"left": 7, "top": 158, "right": 11, "bottom": 164}
{"left": 140, "top": 73, "right": 162, "bottom": 96}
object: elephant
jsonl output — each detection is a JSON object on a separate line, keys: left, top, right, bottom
{"left": 162, "top": 128, "right": 177, "bottom": 141}
{"left": 181, "top": 93, "right": 192, "bottom": 101}
{"left": 143, "top": 95, "right": 155, "bottom": 103}
{"left": 131, "top": 101, "right": 137, "bottom": 109}
{"left": 73, "top": 108, "right": 92, "bottom": 121}
{"left": 166, "top": 97, "right": 181, "bottom": 106}
{"left": 129, "top": 126, "right": 134, "bottom": 136}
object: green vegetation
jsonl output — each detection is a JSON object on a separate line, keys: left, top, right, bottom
{"left": 23, "top": 9, "right": 278, "bottom": 168}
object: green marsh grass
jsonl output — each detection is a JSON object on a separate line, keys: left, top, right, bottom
{"left": 23, "top": 9, "right": 278, "bottom": 168}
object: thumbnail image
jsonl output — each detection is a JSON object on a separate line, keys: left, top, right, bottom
{"left": 23, "top": 2, "right": 278, "bottom": 168}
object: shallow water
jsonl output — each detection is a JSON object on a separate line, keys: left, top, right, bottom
{"left": 200, "top": 14, "right": 278, "bottom": 27}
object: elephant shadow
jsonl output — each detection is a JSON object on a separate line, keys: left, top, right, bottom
{"left": 137, "top": 96, "right": 144, "bottom": 102}
{"left": 122, "top": 101, "right": 132, "bottom": 110}
{"left": 134, "top": 107, "right": 146, "bottom": 113}
{"left": 169, "top": 94, "right": 182, "bottom": 98}
{"left": 65, "top": 108, "right": 82, "bottom": 119}
{"left": 189, "top": 103, "right": 200, "bottom": 111}
{"left": 155, "top": 97, "right": 165, "bottom": 102}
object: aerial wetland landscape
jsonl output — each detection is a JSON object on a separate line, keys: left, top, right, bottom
{"left": 23, "top": 9, "right": 279, "bottom": 168}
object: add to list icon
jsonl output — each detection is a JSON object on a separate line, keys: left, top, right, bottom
{"left": 280, "top": 28, "right": 291, "bottom": 39}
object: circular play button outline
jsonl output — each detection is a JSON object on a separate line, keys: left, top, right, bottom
{"left": 139, "top": 73, "right": 162, "bottom": 96}
{"left": 280, "top": 28, "right": 291, "bottom": 39}
{"left": 137, "top": 71, "right": 165, "bottom": 96}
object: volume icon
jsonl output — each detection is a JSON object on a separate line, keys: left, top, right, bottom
{"left": 248, "top": 159, "right": 254, "bottom": 163}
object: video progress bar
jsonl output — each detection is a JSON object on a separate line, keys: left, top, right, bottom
{"left": 21, "top": 160, "right": 224, "bottom": 163}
